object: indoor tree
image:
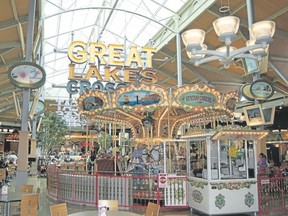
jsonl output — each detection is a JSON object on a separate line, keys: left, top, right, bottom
{"left": 37, "top": 112, "right": 68, "bottom": 158}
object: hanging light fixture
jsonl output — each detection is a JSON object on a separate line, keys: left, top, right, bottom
{"left": 182, "top": 16, "right": 275, "bottom": 69}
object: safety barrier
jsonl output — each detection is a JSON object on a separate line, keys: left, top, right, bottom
{"left": 47, "top": 165, "right": 188, "bottom": 210}
{"left": 258, "top": 172, "right": 288, "bottom": 216}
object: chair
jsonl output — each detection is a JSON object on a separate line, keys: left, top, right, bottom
{"left": 98, "top": 200, "right": 118, "bottom": 211}
{"left": 11, "top": 184, "right": 34, "bottom": 214}
{"left": 19, "top": 193, "right": 39, "bottom": 216}
{"left": 50, "top": 203, "right": 68, "bottom": 216}
{"left": 144, "top": 202, "right": 160, "bottom": 216}
{"left": 0, "top": 168, "right": 6, "bottom": 186}
{"left": 19, "top": 184, "right": 34, "bottom": 193}
{"left": 7, "top": 164, "right": 16, "bottom": 179}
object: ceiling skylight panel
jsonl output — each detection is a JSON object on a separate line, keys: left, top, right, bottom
{"left": 43, "top": 38, "right": 58, "bottom": 54}
{"left": 61, "top": 0, "right": 83, "bottom": 10}
{"left": 45, "top": 66, "right": 65, "bottom": 78}
{"left": 109, "top": 33, "right": 126, "bottom": 45}
{"left": 129, "top": 14, "right": 149, "bottom": 28}
{"left": 118, "top": 0, "right": 141, "bottom": 13}
{"left": 97, "top": 31, "right": 117, "bottom": 44}
{"left": 65, "top": 12, "right": 92, "bottom": 31}
{"left": 127, "top": 15, "right": 148, "bottom": 30}
{"left": 58, "top": 14, "right": 76, "bottom": 35}
{"left": 50, "top": 24, "right": 96, "bottom": 45}
{"left": 42, "top": 0, "right": 192, "bottom": 100}
{"left": 46, "top": 0, "right": 96, "bottom": 11}
{"left": 161, "top": 0, "right": 187, "bottom": 12}
{"left": 43, "top": 52, "right": 56, "bottom": 64}
{"left": 139, "top": 0, "right": 162, "bottom": 16}
{"left": 43, "top": 0, "right": 64, "bottom": 17}
{"left": 117, "top": 0, "right": 163, "bottom": 27}
{"left": 138, "top": 24, "right": 158, "bottom": 39}
{"left": 46, "top": 73, "right": 68, "bottom": 86}
{"left": 121, "top": 29, "right": 140, "bottom": 45}
{"left": 143, "top": 21, "right": 162, "bottom": 37}
{"left": 153, "top": 7, "right": 174, "bottom": 24}
{"left": 46, "top": 35, "right": 70, "bottom": 55}
{"left": 76, "top": 26, "right": 96, "bottom": 42}
{"left": 54, "top": 59, "right": 66, "bottom": 71}
{"left": 54, "top": 34, "right": 74, "bottom": 50}
{"left": 103, "top": 28, "right": 126, "bottom": 44}
{"left": 45, "top": 62, "right": 67, "bottom": 78}
{"left": 81, "top": 0, "right": 106, "bottom": 8}
{"left": 54, "top": 59, "right": 69, "bottom": 71}
{"left": 44, "top": 61, "right": 61, "bottom": 75}
{"left": 133, "top": 4, "right": 161, "bottom": 21}
{"left": 105, "top": 12, "right": 128, "bottom": 37}
{"left": 44, "top": 16, "right": 59, "bottom": 38}
{"left": 134, "top": 31, "right": 155, "bottom": 47}
{"left": 85, "top": 9, "right": 100, "bottom": 25}
{"left": 126, "top": 18, "right": 149, "bottom": 43}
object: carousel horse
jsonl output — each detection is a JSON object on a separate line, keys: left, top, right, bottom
{"left": 126, "top": 145, "right": 165, "bottom": 174}
{"left": 149, "top": 145, "right": 163, "bottom": 162}
{"left": 141, "top": 148, "right": 150, "bottom": 163}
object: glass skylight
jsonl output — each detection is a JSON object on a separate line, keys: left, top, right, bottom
{"left": 42, "top": 0, "right": 188, "bottom": 100}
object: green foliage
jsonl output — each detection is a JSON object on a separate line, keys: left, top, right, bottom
{"left": 37, "top": 112, "right": 68, "bottom": 155}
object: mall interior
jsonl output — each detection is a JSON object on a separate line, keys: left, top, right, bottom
{"left": 0, "top": 0, "right": 288, "bottom": 215}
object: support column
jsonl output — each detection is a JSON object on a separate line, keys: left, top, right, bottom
{"left": 175, "top": 15, "right": 183, "bottom": 87}
{"left": 30, "top": 117, "right": 37, "bottom": 157}
{"left": 15, "top": 0, "right": 36, "bottom": 189}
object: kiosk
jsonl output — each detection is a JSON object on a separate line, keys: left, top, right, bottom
{"left": 182, "top": 128, "right": 268, "bottom": 215}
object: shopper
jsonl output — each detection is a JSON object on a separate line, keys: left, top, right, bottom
{"left": 258, "top": 153, "right": 268, "bottom": 174}
{"left": 88, "top": 152, "right": 96, "bottom": 174}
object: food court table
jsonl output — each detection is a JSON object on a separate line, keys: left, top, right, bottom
{"left": 0, "top": 191, "right": 28, "bottom": 216}
{"left": 68, "top": 210, "right": 141, "bottom": 216}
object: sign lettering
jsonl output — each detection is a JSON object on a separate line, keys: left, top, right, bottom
{"left": 66, "top": 41, "right": 158, "bottom": 94}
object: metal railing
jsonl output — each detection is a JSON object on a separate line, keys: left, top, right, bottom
{"left": 47, "top": 165, "right": 188, "bottom": 210}
{"left": 258, "top": 169, "right": 288, "bottom": 216}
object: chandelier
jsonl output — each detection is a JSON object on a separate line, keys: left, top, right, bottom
{"left": 181, "top": 16, "right": 275, "bottom": 68}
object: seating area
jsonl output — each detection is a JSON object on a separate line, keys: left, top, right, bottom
{"left": 0, "top": 173, "right": 192, "bottom": 216}
{"left": 9, "top": 184, "right": 40, "bottom": 215}
{"left": 19, "top": 193, "right": 39, "bottom": 216}
{"left": 50, "top": 203, "right": 68, "bottom": 216}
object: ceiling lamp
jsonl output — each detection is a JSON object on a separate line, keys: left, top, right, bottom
{"left": 182, "top": 16, "right": 275, "bottom": 68}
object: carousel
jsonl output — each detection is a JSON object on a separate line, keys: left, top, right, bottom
{"left": 47, "top": 81, "right": 268, "bottom": 215}
{"left": 76, "top": 82, "right": 238, "bottom": 176}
